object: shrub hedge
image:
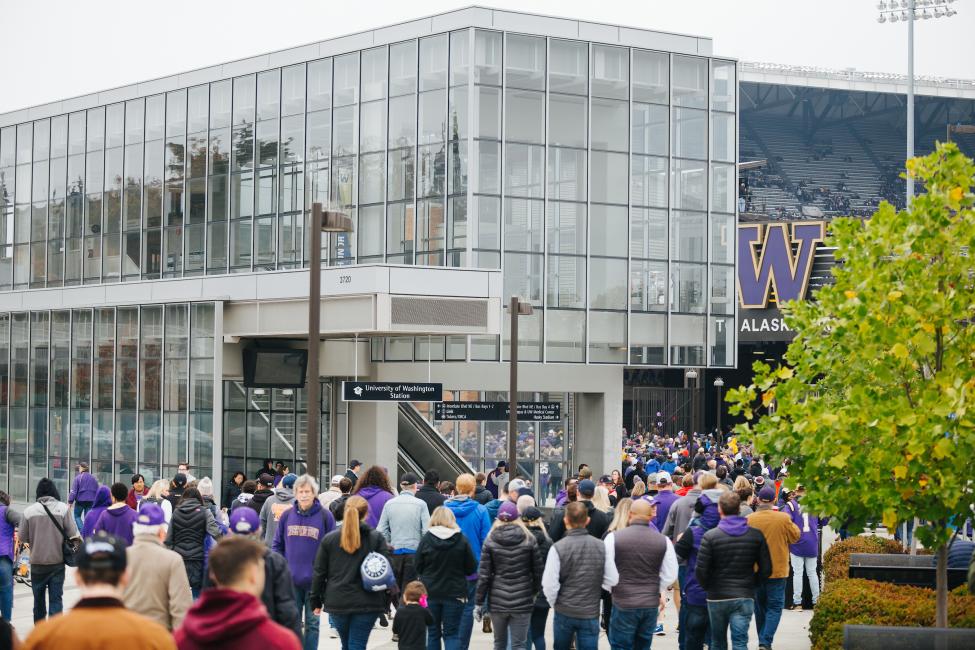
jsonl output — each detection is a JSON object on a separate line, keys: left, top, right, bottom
{"left": 821, "top": 535, "right": 907, "bottom": 586}
{"left": 810, "top": 579, "right": 975, "bottom": 649}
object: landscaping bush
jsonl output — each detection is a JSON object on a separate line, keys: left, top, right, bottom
{"left": 822, "top": 535, "right": 906, "bottom": 586}
{"left": 810, "top": 579, "right": 975, "bottom": 650}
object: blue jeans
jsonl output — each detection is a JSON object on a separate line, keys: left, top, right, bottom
{"left": 608, "top": 606, "right": 659, "bottom": 650}
{"left": 427, "top": 597, "right": 466, "bottom": 650}
{"left": 294, "top": 586, "right": 320, "bottom": 650}
{"left": 553, "top": 612, "right": 599, "bottom": 650}
{"left": 73, "top": 501, "right": 92, "bottom": 534}
{"left": 0, "top": 557, "right": 12, "bottom": 620}
{"left": 458, "top": 579, "right": 478, "bottom": 650}
{"left": 30, "top": 565, "right": 65, "bottom": 622}
{"left": 706, "top": 598, "right": 753, "bottom": 650}
{"left": 331, "top": 612, "right": 379, "bottom": 650}
{"left": 683, "top": 603, "right": 710, "bottom": 650}
{"left": 755, "top": 578, "right": 786, "bottom": 647}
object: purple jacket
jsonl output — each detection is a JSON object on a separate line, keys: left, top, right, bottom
{"left": 81, "top": 487, "right": 112, "bottom": 538}
{"left": 355, "top": 486, "right": 394, "bottom": 528}
{"left": 271, "top": 500, "right": 335, "bottom": 589}
{"left": 69, "top": 472, "right": 99, "bottom": 503}
{"left": 0, "top": 505, "right": 15, "bottom": 561}
{"left": 652, "top": 490, "right": 680, "bottom": 531}
{"left": 93, "top": 505, "right": 139, "bottom": 546}
{"left": 681, "top": 496, "right": 721, "bottom": 606}
{"left": 783, "top": 500, "right": 819, "bottom": 557}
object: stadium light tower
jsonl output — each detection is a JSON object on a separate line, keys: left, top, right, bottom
{"left": 877, "top": 0, "right": 958, "bottom": 205}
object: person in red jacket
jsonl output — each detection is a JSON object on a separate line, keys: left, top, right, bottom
{"left": 126, "top": 473, "right": 150, "bottom": 510}
{"left": 175, "top": 536, "right": 299, "bottom": 650}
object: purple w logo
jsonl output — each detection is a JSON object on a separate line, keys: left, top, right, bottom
{"left": 737, "top": 222, "right": 825, "bottom": 308}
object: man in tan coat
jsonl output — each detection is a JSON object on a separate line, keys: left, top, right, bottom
{"left": 122, "top": 503, "right": 192, "bottom": 630}
{"left": 747, "top": 486, "right": 800, "bottom": 650}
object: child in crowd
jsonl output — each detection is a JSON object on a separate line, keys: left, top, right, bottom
{"left": 393, "top": 581, "right": 433, "bottom": 650}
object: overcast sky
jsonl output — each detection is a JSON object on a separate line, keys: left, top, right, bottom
{"left": 3, "top": 0, "right": 973, "bottom": 115}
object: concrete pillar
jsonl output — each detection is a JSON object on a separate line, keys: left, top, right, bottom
{"left": 575, "top": 383, "right": 624, "bottom": 477}
{"left": 346, "top": 400, "right": 399, "bottom": 477}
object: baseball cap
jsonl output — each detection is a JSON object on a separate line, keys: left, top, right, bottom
{"left": 173, "top": 473, "right": 187, "bottom": 487}
{"left": 507, "top": 478, "right": 527, "bottom": 494}
{"left": 229, "top": 507, "right": 261, "bottom": 535}
{"left": 330, "top": 474, "right": 344, "bottom": 486}
{"left": 399, "top": 472, "right": 419, "bottom": 486}
{"left": 656, "top": 471, "right": 672, "bottom": 485}
{"left": 258, "top": 473, "right": 275, "bottom": 487}
{"left": 754, "top": 475, "right": 766, "bottom": 487}
{"left": 758, "top": 486, "right": 776, "bottom": 502}
{"left": 577, "top": 479, "right": 596, "bottom": 497}
{"left": 497, "top": 501, "right": 520, "bottom": 522}
{"left": 78, "top": 531, "right": 127, "bottom": 571}
{"left": 349, "top": 459, "right": 361, "bottom": 468}
{"left": 282, "top": 473, "right": 298, "bottom": 489}
{"left": 135, "top": 503, "right": 166, "bottom": 526}
{"left": 598, "top": 474, "right": 612, "bottom": 484}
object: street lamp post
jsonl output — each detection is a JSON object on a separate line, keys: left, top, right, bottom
{"left": 713, "top": 377, "right": 725, "bottom": 441}
{"left": 306, "top": 202, "right": 353, "bottom": 479}
{"left": 877, "top": 0, "right": 959, "bottom": 205}
{"left": 508, "top": 297, "right": 534, "bottom": 481}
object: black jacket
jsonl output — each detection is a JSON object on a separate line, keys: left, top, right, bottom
{"left": 247, "top": 489, "right": 273, "bottom": 514}
{"left": 415, "top": 529, "right": 477, "bottom": 599}
{"left": 548, "top": 500, "right": 612, "bottom": 542}
{"left": 166, "top": 500, "right": 222, "bottom": 561}
{"left": 224, "top": 481, "right": 242, "bottom": 506}
{"left": 309, "top": 522, "right": 390, "bottom": 614}
{"left": 415, "top": 485, "right": 446, "bottom": 515}
{"left": 203, "top": 547, "right": 301, "bottom": 639}
{"left": 475, "top": 524, "right": 543, "bottom": 613}
{"left": 527, "top": 526, "right": 553, "bottom": 609}
{"left": 473, "top": 485, "right": 493, "bottom": 506}
{"left": 695, "top": 523, "right": 772, "bottom": 600}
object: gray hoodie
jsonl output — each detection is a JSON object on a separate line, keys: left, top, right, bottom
{"left": 377, "top": 490, "right": 430, "bottom": 552}
{"left": 260, "top": 486, "right": 294, "bottom": 545}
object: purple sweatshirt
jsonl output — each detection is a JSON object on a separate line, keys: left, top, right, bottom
{"left": 652, "top": 490, "right": 680, "bottom": 531}
{"left": 783, "top": 500, "right": 819, "bottom": 557}
{"left": 93, "top": 505, "right": 139, "bottom": 546}
{"left": 355, "top": 486, "right": 394, "bottom": 528}
{"left": 271, "top": 500, "right": 335, "bottom": 589}
{"left": 69, "top": 472, "right": 99, "bottom": 503}
{"left": 81, "top": 487, "right": 112, "bottom": 538}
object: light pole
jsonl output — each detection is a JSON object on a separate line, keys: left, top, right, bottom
{"left": 713, "top": 377, "right": 725, "bottom": 440}
{"left": 877, "top": 0, "right": 959, "bottom": 205}
{"left": 306, "top": 202, "right": 353, "bottom": 479}
{"left": 508, "top": 296, "right": 533, "bottom": 481}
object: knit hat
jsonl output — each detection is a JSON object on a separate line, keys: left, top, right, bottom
{"left": 229, "top": 507, "right": 261, "bottom": 535}
{"left": 497, "top": 501, "right": 520, "bottom": 522}
{"left": 135, "top": 503, "right": 166, "bottom": 526}
{"left": 577, "top": 479, "right": 596, "bottom": 497}
{"left": 758, "top": 486, "right": 776, "bottom": 502}
{"left": 521, "top": 506, "right": 543, "bottom": 522}
{"left": 282, "top": 473, "right": 298, "bottom": 489}
{"left": 35, "top": 478, "right": 60, "bottom": 501}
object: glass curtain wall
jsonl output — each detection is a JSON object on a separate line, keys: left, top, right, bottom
{"left": 0, "top": 303, "right": 214, "bottom": 500}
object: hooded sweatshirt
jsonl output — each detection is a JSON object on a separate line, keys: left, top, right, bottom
{"left": 415, "top": 525, "right": 477, "bottom": 599}
{"left": 260, "top": 486, "right": 295, "bottom": 545}
{"left": 271, "top": 499, "right": 335, "bottom": 589}
{"left": 652, "top": 489, "right": 680, "bottom": 531}
{"left": 230, "top": 492, "right": 254, "bottom": 512}
{"left": 354, "top": 485, "right": 394, "bottom": 528}
{"left": 674, "top": 494, "right": 721, "bottom": 606}
{"left": 174, "top": 588, "right": 300, "bottom": 650}
{"left": 444, "top": 496, "right": 491, "bottom": 579}
{"left": 94, "top": 504, "right": 140, "bottom": 546}
{"left": 69, "top": 471, "right": 99, "bottom": 503}
{"left": 81, "top": 486, "right": 113, "bottom": 538}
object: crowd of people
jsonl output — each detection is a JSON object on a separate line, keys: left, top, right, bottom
{"left": 0, "top": 436, "right": 831, "bottom": 650}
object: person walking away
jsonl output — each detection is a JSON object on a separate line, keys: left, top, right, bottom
{"left": 548, "top": 480, "right": 611, "bottom": 542}
{"left": 487, "top": 462, "right": 507, "bottom": 500}
{"left": 122, "top": 503, "right": 192, "bottom": 631}
{"left": 0, "top": 491, "right": 21, "bottom": 621}
{"left": 393, "top": 580, "right": 434, "bottom": 650}
{"left": 19, "top": 478, "right": 81, "bottom": 622}
{"left": 247, "top": 473, "right": 275, "bottom": 515}
{"left": 473, "top": 473, "right": 493, "bottom": 505}
{"left": 748, "top": 486, "right": 800, "bottom": 650}
{"left": 328, "top": 477, "right": 355, "bottom": 523}
{"left": 695, "top": 492, "right": 772, "bottom": 650}
{"left": 224, "top": 472, "right": 245, "bottom": 508}
{"left": 377, "top": 472, "right": 430, "bottom": 606}
{"left": 261, "top": 472, "right": 297, "bottom": 546}
{"left": 126, "top": 474, "right": 150, "bottom": 510}
{"left": 415, "top": 506, "right": 476, "bottom": 650}
{"left": 318, "top": 475, "right": 346, "bottom": 509}
{"left": 416, "top": 470, "right": 447, "bottom": 515}
{"left": 81, "top": 485, "right": 112, "bottom": 539}
{"left": 272, "top": 474, "right": 335, "bottom": 650}
{"left": 175, "top": 536, "right": 300, "bottom": 650}
{"left": 674, "top": 492, "right": 722, "bottom": 650}
{"left": 542, "top": 502, "right": 618, "bottom": 650}
{"left": 603, "top": 498, "right": 678, "bottom": 650}
{"left": 353, "top": 465, "right": 396, "bottom": 528}
{"left": 93, "top": 482, "right": 140, "bottom": 546}
{"left": 651, "top": 473, "right": 679, "bottom": 531}
{"left": 208, "top": 506, "right": 301, "bottom": 639}
{"left": 522, "top": 506, "right": 553, "bottom": 650}
{"left": 444, "top": 473, "right": 492, "bottom": 649}
{"left": 781, "top": 486, "right": 819, "bottom": 610}
{"left": 229, "top": 480, "right": 256, "bottom": 513}
{"left": 68, "top": 462, "right": 99, "bottom": 533}
{"left": 167, "top": 474, "right": 188, "bottom": 509}
{"left": 197, "top": 478, "right": 220, "bottom": 520}
{"left": 143, "top": 480, "right": 174, "bottom": 523}
{"left": 309, "top": 496, "right": 391, "bottom": 650}
{"left": 22, "top": 531, "right": 176, "bottom": 650}
{"left": 165, "top": 487, "right": 224, "bottom": 599}
{"left": 345, "top": 460, "right": 363, "bottom": 485}
{"left": 475, "top": 502, "right": 543, "bottom": 650}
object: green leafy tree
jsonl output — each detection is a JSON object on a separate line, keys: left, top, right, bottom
{"left": 728, "top": 143, "right": 975, "bottom": 627}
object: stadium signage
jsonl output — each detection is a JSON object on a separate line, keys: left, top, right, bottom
{"left": 737, "top": 222, "right": 825, "bottom": 342}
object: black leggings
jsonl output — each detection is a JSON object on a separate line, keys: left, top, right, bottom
{"left": 528, "top": 606, "right": 549, "bottom": 650}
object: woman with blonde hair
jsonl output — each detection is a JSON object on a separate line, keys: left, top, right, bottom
{"left": 521, "top": 506, "right": 552, "bottom": 650}
{"left": 415, "top": 506, "right": 477, "bottom": 650}
{"left": 310, "top": 495, "right": 389, "bottom": 650}
{"left": 607, "top": 496, "right": 634, "bottom": 533}
{"left": 591, "top": 485, "right": 613, "bottom": 513}
{"left": 142, "top": 479, "right": 173, "bottom": 523}
{"left": 630, "top": 479, "right": 647, "bottom": 498}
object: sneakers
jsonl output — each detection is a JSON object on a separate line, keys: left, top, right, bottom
{"left": 788, "top": 603, "right": 803, "bottom": 611}
{"left": 391, "top": 634, "right": 399, "bottom": 642}
{"left": 379, "top": 613, "right": 389, "bottom": 628}
{"left": 654, "top": 623, "right": 665, "bottom": 636}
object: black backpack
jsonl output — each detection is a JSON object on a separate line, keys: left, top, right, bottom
{"left": 329, "top": 494, "right": 352, "bottom": 521}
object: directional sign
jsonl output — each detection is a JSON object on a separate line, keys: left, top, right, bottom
{"left": 434, "top": 401, "right": 562, "bottom": 421}
{"left": 342, "top": 381, "right": 443, "bottom": 402}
